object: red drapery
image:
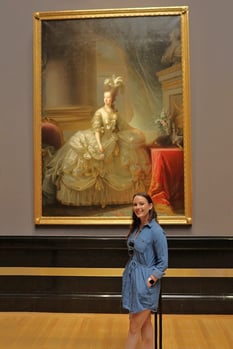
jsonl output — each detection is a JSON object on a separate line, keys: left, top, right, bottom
{"left": 148, "top": 148, "right": 184, "bottom": 213}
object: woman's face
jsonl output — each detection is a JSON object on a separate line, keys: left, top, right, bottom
{"left": 104, "top": 92, "right": 113, "bottom": 107}
{"left": 132, "top": 195, "right": 152, "bottom": 221}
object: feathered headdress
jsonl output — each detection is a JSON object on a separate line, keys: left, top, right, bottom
{"left": 104, "top": 75, "right": 124, "bottom": 99}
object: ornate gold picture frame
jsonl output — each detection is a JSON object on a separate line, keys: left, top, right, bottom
{"left": 34, "top": 7, "right": 192, "bottom": 225}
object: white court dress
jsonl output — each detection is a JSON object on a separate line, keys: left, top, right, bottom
{"left": 42, "top": 105, "right": 151, "bottom": 208}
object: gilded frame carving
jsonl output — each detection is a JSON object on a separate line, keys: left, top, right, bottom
{"left": 34, "top": 7, "right": 192, "bottom": 225}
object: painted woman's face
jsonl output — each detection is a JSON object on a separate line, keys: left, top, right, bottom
{"left": 132, "top": 195, "right": 152, "bottom": 221}
{"left": 104, "top": 91, "right": 112, "bottom": 107}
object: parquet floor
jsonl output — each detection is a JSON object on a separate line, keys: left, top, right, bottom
{"left": 0, "top": 312, "right": 232, "bottom": 349}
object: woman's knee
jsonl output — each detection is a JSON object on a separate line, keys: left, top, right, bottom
{"left": 129, "top": 319, "right": 141, "bottom": 335}
{"left": 129, "top": 310, "right": 150, "bottom": 334}
{"left": 143, "top": 314, "right": 152, "bottom": 326}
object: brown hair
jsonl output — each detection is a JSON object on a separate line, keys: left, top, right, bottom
{"left": 127, "top": 192, "right": 158, "bottom": 238}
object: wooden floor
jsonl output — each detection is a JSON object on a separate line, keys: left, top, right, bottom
{"left": 0, "top": 312, "right": 232, "bottom": 349}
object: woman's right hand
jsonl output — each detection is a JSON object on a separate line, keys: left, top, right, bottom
{"left": 99, "top": 144, "right": 104, "bottom": 153}
{"left": 98, "top": 144, "right": 104, "bottom": 159}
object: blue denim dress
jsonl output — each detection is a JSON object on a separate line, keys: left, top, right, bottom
{"left": 122, "top": 219, "right": 168, "bottom": 314}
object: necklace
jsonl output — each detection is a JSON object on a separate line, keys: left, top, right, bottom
{"left": 134, "top": 219, "right": 149, "bottom": 239}
{"left": 134, "top": 226, "right": 142, "bottom": 240}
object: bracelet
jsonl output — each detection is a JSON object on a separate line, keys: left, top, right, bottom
{"left": 148, "top": 277, "right": 155, "bottom": 285}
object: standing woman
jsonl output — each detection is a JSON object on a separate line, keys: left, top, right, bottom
{"left": 122, "top": 192, "right": 168, "bottom": 349}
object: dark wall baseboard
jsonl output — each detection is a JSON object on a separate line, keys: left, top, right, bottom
{"left": 0, "top": 236, "right": 232, "bottom": 314}
{"left": 0, "top": 294, "right": 232, "bottom": 314}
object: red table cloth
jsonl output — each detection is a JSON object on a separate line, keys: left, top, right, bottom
{"left": 148, "top": 148, "right": 184, "bottom": 213}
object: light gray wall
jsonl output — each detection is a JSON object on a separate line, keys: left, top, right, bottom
{"left": 0, "top": 0, "right": 232, "bottom": 236}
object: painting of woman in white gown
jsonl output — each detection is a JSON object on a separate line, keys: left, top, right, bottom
{"left": 35, "top": 8, "right": 192, "bottom": 224}
{"left": 42, "top": 76, "right": 151, "bottom": 210}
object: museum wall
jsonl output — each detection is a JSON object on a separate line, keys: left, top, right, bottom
{"left": 0, "top": 0, "right": 232, "bottom": 315}
{"left": 0, "top": 0, "right": 233, "bottom": 238}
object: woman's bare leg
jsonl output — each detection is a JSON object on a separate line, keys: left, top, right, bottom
{"left": 141, "top": 312, "right": 153, "bottom": 349}
{"left": 124, "top": 309, "right": 151, "bottom": 349}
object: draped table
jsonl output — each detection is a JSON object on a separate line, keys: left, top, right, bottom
{"left": 148, "top": 147, "right": 184, "bottom": 213}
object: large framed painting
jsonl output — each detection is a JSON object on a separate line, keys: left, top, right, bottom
{"left": 34, "top": 6, "right": 192, "bottom": 225}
